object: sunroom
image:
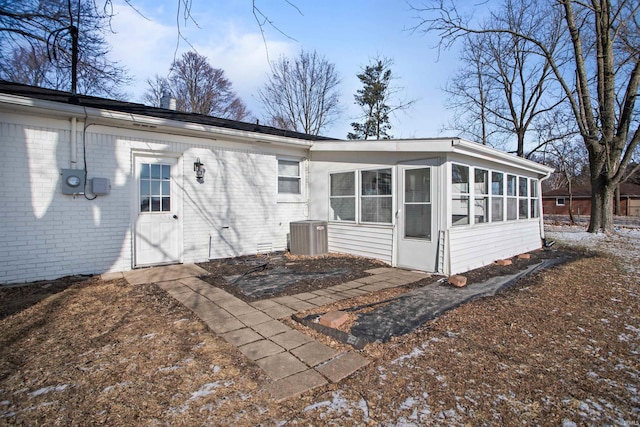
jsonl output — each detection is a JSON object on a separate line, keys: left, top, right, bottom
{"left": 307, "top": 138, "right": 553, "bottom": 276}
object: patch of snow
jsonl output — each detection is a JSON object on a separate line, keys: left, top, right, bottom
{"left": 0, "top": 401, "right": 9, "bottom": 406}
{"left": 142, "top": 333, "right": 156, "bottom": 339}
{"left": 391, "top": 347, "right": 425, "bottom": 366}
{"left": 400, "top": 397, "right": 417, "bottom": 410}
{"left": 28, "top": 384, "right": 68, "bottom": 398}
{"left": 562, "top": 420, "right": 578, "bottom": 427}
{"left": 302, "top": 391, "right": 370, "bottom": 422}
{"left": 212, "top": 365, "right": 221, "bottom": 375}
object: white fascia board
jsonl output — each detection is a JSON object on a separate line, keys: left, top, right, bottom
{"left": 0, "top": 93, "right": 314, "bottom": 149}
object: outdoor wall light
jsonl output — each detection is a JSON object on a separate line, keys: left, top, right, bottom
{"left": 194, "top": 158, "right": 205, "bottom": 183}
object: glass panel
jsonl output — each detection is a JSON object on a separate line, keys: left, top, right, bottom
{"left": 452, "top": 164, "right": 469, "bottom": 194}
{"left": 507, "top": 198, "right": 517, "bottom": 220}
{"left": 151, "top": 180, "right": 161, "bottom": 195}
{"left": 491, "top": 172, "right": 504, "bottom": 195}
{"left": 151, "top": 197, "right": 161, "bottom": 212}
{"left": 330, "top": 172, "right": 355, "bottom": 196}
{"left": 162, "top": 181, "right": 170, "bottom": 196}
{"left": 361, "top": 169, "right": 392, "bottom": 195}
{"left": 140, "top": 163, "right": 150, "bottom": 179}
{"left": 140, "top": 180, "right": 150, "bottom": 196}
{"left": 507, "top": 175, "right": 517, "bottom": 196}
{"left": 519, "top": 199, "right": 528, "bottom": 219}
{"left": 405, "top": 204, "right": 431, "bottom": 239}
{"left": 452, "top": 196, "right": 469, "bottom": 225}
{"left": 162, "top": 197, "right": 171, "bottom": 212}
{"left": 474, "top": 197, "right": 489, "bottom": 223}
{"left": 151, "top": 164, "right": 161, "bottom": 179}
{"left": 330, "top": 197, "right": 356, "bottom": 221}
{"left": 530, "top": 179, "right": 538, "bottom": 197}
{"left": 491, "top": 197, "right": 504, "bottom": 221}
{"left": 140, "top": 197, "right": 150, "bottom": 212}
{"left": 519, "top": 177, "right": 528, "bottom": 197}
{"left": 531, "top": 198, "right": 539, "bottom": 218}
{"left": 161, "top": 164, "right": 171, "bottom": 180}
{"left": 278, "top": 160, "right": 299, "bottom": 176}
{"left": 278, "top": 177, "right": 300, "bottom": 194}
{"left": 405, "top": 168, "right": 430, "bottom": 203}
{"left": 361, "top": 197, "right": 392, "bottom": 223}
{"left": 475, "top": 169, "right": 488, "bottom": 194}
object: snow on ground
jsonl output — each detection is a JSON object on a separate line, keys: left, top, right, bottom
{"left": 545, "top": 224, "right": 640, "bottom": 275}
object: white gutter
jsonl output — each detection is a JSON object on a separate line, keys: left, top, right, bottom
{"left": 0, "top": 93, "right": 315, "bottom": 149}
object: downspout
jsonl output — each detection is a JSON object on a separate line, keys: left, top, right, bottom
{"left": 539, "top": 169, "right": 552, "bottom": 243}
{"left": 70, "top": 117, "right": 78, "bottom": 169}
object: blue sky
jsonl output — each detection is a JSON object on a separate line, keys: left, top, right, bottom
{"left": 106, "top": 0, "right": 466, "bottom": 139}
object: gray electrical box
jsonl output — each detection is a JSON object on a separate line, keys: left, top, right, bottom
{"left": 60, "top": 169, "right": 85, "bottom": 195}
{"left": 289, "top": 220, "right": 328, "bottom": 256}
{"left": 91, "top": 178, "right": 110, "bottom": 195}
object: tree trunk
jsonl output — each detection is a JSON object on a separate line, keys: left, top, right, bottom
{"left": 614, "top": 185, "right": 621, "bottom": 216}
{"left": 588, "top": 176, "right": 615, "bottom": 233}
{"left": 567, "top": 179, "right": 575, "bottom": 225}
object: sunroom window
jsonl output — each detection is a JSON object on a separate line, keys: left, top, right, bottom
{"left": 530, "top": 179, "right": 540, "bottom": 218}
{"left": 474, "top": 168, "right": 489, "bottom": 223}
{"left": 491, "top": 171, "right": 504, "bottom": 222}
{"left": 452, "top": 164, "right": 470, "bottom": 226}
{"left": 506, "top": 174, "right": 518, "bottom": 220}
{"left": 360, "top": 168, "right": 392, "bottom": 223}
{"left": 518, "top": 177, "right": 529, "bottom": 219}
{"left": 329, "top": 172, "right": 356, "bottom": 221}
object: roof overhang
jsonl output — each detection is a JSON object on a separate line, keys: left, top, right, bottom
{"left": 0, "top": 92, "right": 315, "bottom": 149}
{"left": 310, "top": 138, "right": 555, "bottom": 176}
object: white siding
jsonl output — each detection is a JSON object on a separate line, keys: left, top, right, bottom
{"left": 448, "top": 220, "right": 542, "bottom": 275}
{"left": 327, "top": 223, "right": 393, "bottom": 264}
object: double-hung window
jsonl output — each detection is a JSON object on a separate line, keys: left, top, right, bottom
{"left": 506, "top": 174, "right": 518, "bottom": 220}
{"left": 491, "top": 172, "right": 504, "bottom": 222}
{"left": 330, "top": 172, "right": 356, "bottom": 221}
{"left": 451, "top": 164, "right": 470, "bottom": 226}
{"left": 518, "top": 177, "right": 529, "bottom": 219}
{"left": 360, "top": 168, "right": 392, "bottom": 223}
{"left": 278, "top": 159, "right": 301, "bottom": 195}
{"left": 530, "top": 179, "right": 539, "bottom": 218}
{"left": 474, "top": 168, "right": 489, "bottom": 223}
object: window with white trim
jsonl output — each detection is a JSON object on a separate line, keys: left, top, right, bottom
{"left": 556, "top": 197, "right": 565, "bottom": 206}
{"left": 474, "top": 168, "right": 489, "bottom": 223}
{"left": 518, "top": 176, "right": 529, "bottom": 219}
{"left": 491, "top": 171, "right": 504, "bottom": 222}
{"left": 277, "top": 159, "right": 301, "bottom": 194}
{"left": 506, "top": 174, "right": 518, "bottom": 220}
{"left": 452, "top": 164, "right": 470, "bottom": 226}
{"left": 530, "top": 179, "right": 539, "bottom": 218}
{"left": 360, "top": 168, "right": 392, "bottom": 223}
{"left": 329, "top": 172, "right": 356, "bottom": 221}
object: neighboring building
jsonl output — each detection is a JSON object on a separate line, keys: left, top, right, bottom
{"left": 0, "top": 81, "right": 553, "bottom": 284}
{"left": 542, "top": 184, "right": 640, "bottom": 217}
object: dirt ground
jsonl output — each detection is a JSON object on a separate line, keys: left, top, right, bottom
{"left": 1, "top": 227, "right": 638, "bottom": 425}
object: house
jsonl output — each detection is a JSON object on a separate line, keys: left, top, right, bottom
{"left": 0, "top": 81, "right": 553, "bottom": 284}
{"left": 542, "top": 184, "right": 640, "bottom": 217}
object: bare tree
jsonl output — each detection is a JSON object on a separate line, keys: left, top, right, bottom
{"left": 153, "top": 51, "right": 249, "bottom": 121}
{"left": 0, "top": 0, "right": 130, "bottom": 98}
{"left": 348, "top": 56, "right": 415, "bottom": 140}
{"left": 257, "top": 49, "right": 341, "bottom": 135}
{"left": 414, "top": 0, "right": 640, "bottom": 233}
{"left": 142, "top": 74, "right": 170, "bottom": 107}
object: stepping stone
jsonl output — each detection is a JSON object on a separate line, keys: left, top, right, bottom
{"left": 262, "top": 305, "right": 296, "bottom": 320}
{"left": 270, "top": 330, "right": 313, "bottom": 350}
{"left": 204, "top": 316, "right": 245, "bottom": 334}
{"left": 221, "top": 328, "right": 262, "bottom": 346}
{"left": 236, "top": 311, "right": 272, "bottom": 327}
{"left": 251, "top": 320, "right": 292, "bottom": 338}
{"left": 250, "top": 299, "right": 281, "bottom": 310}
{"left": 264, "top": 369, "right": 327, "bottom": 402}
{"left": 256, "top": 352, "right": 307, "bottom": 380}
{"left": 291, "top": 341, "right": 340, "bottom": 367}
{"left": 238, "top": 340, "right": 284, "bottom": 361}
{"left": 305, "top": 296, "right": 337, "bottom": 307}
{"left": 315, "top": 352, "right": 369, "bottom": 383}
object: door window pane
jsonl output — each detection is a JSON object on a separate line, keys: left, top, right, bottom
{"left": 139, "top": 162, "right": 171, "bottom": 213}
{"left": 405, "top": 168, "right": 430, "bottom": 203}
{"left": 405, "top": 204, "right": 432, "bottom": 239}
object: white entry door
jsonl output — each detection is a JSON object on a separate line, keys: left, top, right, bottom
{"left": 134, "top": 156, "right": 182, "bottom": 267}
{"left": 396, "top": 165, "right": 438, "bottom": 271}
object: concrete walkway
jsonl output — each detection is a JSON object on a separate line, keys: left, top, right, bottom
{"left": 109, "top": 264, "right": 429, "bottom": 401}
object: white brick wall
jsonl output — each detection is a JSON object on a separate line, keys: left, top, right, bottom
{"left": 0, "top": 114, "right": 309, "bottom": 284}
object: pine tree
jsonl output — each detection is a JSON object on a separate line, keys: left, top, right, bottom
{"left": 348, "top": 59, "right": 393, "bottom": 140}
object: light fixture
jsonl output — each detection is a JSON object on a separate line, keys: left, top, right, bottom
{"left": 194, "top": 158, "right": 205, "bottom": 183}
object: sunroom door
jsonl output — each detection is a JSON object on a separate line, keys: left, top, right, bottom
{"left": 396, "top": 164, "right": 438, "bottom": 272}
{"left": 134, "top": 155, "right": 182, "bottom": 267}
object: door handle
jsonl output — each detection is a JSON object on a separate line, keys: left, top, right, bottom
{"left": 173, "top": 215, "right": 178, "bottom": 219}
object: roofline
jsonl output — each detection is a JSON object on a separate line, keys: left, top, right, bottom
{"left": 310, "top": 138, "right": 554, "bottom": 175}
{"left": 0, "top": 92, "right": 317, "bottom": 148}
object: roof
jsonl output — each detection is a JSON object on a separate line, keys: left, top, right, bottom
{"left": 543, "top": 183, "right": 640, "bottom": 198}
{"left": 0, "top": 81, "right": 333, "bottom": 142}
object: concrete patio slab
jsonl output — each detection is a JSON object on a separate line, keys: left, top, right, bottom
{"left": 315, "top": 351, "right": 369, "bottom": 383}
{"left": 305, "top": 296, "right": 337, "bottom": 307}
{"left": 261, "top": 305, "right": 296, "bottom": 320}
{"left": 251, "top": 320, "right": 292, "bottom": 338}
{"left": 269, "top": 330, "right": 314, "bottom": 350}
{"left": 101, "top": 271, "right": 124, "bottom": 281}
{"left": 238, "top": 340, "right": 284, "bottom": 361}
{"left": 256, "top": 352, "right": 308, "bottom": 380}
{"left": 292, "top": 292, "right": 318, "bottom": 301}
{"left": 155, "top": 280, "right": 193, "bottom": 294}
{"left": 264, "top": 369, "right": 327, "bottom": 402}
{"left": 203, "top": 316, "right": 245, "bottom": 334}
{"left": 123, "top": 264, "right": 208, "bottom": 285}
{"left": 221, "top": 328, "right": 263, "bottom": 347}
{"left": 364, "top": 267, "right": 397, "bottom": 275}
{"left": 249, "top": 299, "right": 281, "bottom": 310}
{"left": 236, "top": 310, "right": 273, "bottom": 327}
{"left": 290, "top": 341, "right": 340, "bottom": 367}
{"left": 281, "top": 299, "right": 317, "bottom": 312}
